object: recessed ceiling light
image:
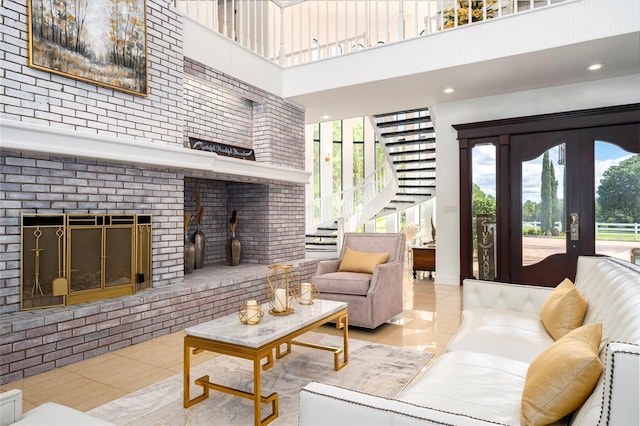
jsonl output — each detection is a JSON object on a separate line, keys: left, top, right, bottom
{"left": 320, "top": 114, "right": 331, "bottom": 120}
{"left": 444, "top": 88, "right": 454, "bottom": 94}
{"left": 587, "top": 63, "right": 603, "bottom": 71}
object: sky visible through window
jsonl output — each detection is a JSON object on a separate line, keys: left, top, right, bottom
{"left": 473, "top": 142, "right": 633, "bottom": 203}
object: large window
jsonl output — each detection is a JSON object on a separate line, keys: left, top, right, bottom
{"left": 313, "top": 123, "right": 320, "bottom": 199}
{"left": 332, "top": 120, "right": 343, "bottom": 194}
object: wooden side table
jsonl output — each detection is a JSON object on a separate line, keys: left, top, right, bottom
{"left": 412, "top": 246, "right": 436, "bottom": 279}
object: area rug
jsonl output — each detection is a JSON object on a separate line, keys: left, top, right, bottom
{"left": 88, "top": 333, "right": 433, "bottom": 425}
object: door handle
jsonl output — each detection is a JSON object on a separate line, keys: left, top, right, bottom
{"left": 568, "top": 213, "right": 579, "bottom": 241}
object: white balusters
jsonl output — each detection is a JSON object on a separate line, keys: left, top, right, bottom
{"left": 173, "top": 0, "right": 568, "bottom": 68}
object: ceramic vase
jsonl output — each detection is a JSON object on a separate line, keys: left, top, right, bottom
{"left": 226, "top": 236, "right": 241, "bottom": 266}
{"left": 191, "top": 227, "right": 205, "bottom": 269}
{"left": 184, "top": 234, "right": 196, "bottom": 274}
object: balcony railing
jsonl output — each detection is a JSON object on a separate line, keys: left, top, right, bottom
{"left": 174, "top": 0, "right": 569, "bottom": 67}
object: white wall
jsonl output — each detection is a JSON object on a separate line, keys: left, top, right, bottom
{"left": 432, "top": 73, "right": 640, "bottom": 285}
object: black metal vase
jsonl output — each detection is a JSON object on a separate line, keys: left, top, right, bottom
{"left": 191, "top": 226, "right": 205, "bottom": 269}
{"left": 226, "top": 235, "right": 241, "bottom": 266}
{"left": 184, "top": 234, "right": 196, "bottom": 274}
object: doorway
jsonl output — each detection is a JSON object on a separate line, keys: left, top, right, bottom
{"left": 457, "top": 104, "right": 640, "bottom": 286}
{"left": 510, "top": 124, "right": 639, "bottom": 285}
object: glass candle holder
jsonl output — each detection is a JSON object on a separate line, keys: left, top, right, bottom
{"left": 293, "top": 282, "right": 319, "bottom": 305}
{"left": 238, "top": 299, "right": 264, "bottom": 325}
{"left": 267, "top": 263, "right": 294, "bottom": 315}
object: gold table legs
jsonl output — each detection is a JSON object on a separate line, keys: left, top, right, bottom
{"left": 183, "top": 309, "right": 348, "bottom": 426}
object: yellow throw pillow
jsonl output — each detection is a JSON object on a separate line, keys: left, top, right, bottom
{"left": 338, "top": 247, "right": 390, "bottom": 274}
{"left": 540, "top": 278, "right": 587, "bottom": 340}
{"left": 521, "top": 323, "right": 603, "bottom": 426}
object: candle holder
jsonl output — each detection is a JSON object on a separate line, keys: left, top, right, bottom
{"left": 267, "top": 263, "right": 294, "bottom": 315}
{"left": 238, "top": 300, "right": 264, "bottom": 325}
{"left": 293, "top": 282, "right": 319, "bottom": 305}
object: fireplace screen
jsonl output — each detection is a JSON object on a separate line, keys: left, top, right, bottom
{"left": 21, "top": 214, "right": 152, "bottom": 310}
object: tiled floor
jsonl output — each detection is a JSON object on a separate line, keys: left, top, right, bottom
{"left": 1, "top": 264, "right": 461, "bottom": 415}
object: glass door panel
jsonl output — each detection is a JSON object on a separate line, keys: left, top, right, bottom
{"left": 472, "top": 143, "right": 497, "bottom": 280}
{"left": 594, "top": 142, "right": 640, "bottom": 263}
{"left": 521, "top": 144, "right": 566, "bottom": 266}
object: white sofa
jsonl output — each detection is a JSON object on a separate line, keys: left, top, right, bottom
{"left": 299, "top": 256, "right": 640, "bottom": 425}
{"left": 0, "top": 389, "right": 113, "bottom": 426}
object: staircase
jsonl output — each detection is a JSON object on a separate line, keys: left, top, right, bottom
{"left": 372, "top": 108, "right": 436, "bottom": 218}
{"left": 305, "top": 107, "right": 435, "bottom": 255}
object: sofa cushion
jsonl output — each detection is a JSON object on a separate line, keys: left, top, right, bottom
{"left": 447, "top": 308, "right": 554, "bottom": 363}
{"left": 338, "top": 247, "right": 389, "bottom": 274}
{"left": 540, "top": 278, "right": 587, "bottom": 340}
{"left": 397, "top": 351, "right": 528, "bottom": 425}
{"left": 521, "top": 323, "right": 603, "bottom": 426}
{"left": 311, "top": 271, "right": 371, "bottom": 296}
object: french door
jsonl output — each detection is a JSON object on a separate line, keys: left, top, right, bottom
{"left": 510, "top": 124, "right": 639, "bottom": 286}
{"left": 457, "top": 105, "right": 640, "bottom": 286}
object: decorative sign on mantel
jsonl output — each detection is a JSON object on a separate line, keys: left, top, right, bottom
{"left": 189, "top": 137, "right": 256, "bottom": 161}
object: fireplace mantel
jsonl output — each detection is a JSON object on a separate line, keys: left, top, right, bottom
{"left": 1, "top": 120, "right": 310, "bottom": 185}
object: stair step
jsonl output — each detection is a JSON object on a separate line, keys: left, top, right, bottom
{"left": 374, "top": 108, "right": 427, "bottom": 119}
{"left": 397, "top": 166, "right": 436, "bottom": 173}
{"left": 376, "top": 116, "right": 432, "bottom": 128}
{"left": 399, "top": 176, "right": 435, "bottom": 181}
{"left": 399, "top": 184, "right": 435, "bottom": 189}
{"left": 386, "top": 137, "right": 436, "bottom": 147}
{"left": 388, "top": 148, "right": 436, "bottom": 156}
{"left": 316, "top": 226, "right": 337, "bottom": 232}
{"left": 396, "top": 192, "right": 431, "bottom": 196}
{"left": 393, "top": 158, "right": 436, "bottom": 165}
{"left": 306, "top": 240, "right": 337, "bottom": 245}
{"left": 381, "top": 128, "right": 432, "bottom": 138}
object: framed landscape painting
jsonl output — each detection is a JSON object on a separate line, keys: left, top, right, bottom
{"left": 27, "top": 0, "right": 148, "bottom": 96}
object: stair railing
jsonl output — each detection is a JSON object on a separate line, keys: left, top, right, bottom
{"left": 305, "top": 159, "right": 395, "bottom": 234}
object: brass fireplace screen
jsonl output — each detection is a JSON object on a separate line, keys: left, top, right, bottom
{"left": 21, "top": 214, "right": 152, "bottom": 310}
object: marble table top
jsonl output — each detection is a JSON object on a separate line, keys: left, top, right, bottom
{"left": 184, "top": 299, "right": 347, "bottom": 348}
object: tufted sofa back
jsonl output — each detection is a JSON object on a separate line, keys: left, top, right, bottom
{"left": 570, "top": 256, "right": 640, "bottom": 426}
{"left": 574, "top": 256, "right": 640, "bottom": 345}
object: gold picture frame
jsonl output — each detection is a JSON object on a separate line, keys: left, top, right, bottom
{"left": 27, "top": 0, "right": 149, "bottom": 96}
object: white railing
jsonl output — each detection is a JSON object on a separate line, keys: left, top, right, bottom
{"left": 173, "top": 0, "right": 569, "bottom": 67}
{"left": 306, "top": 160, "right": 394, "bottom": 233}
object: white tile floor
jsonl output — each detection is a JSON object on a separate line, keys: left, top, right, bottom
{"left": 1, "top": 263, "right": 461, "bottom": 414}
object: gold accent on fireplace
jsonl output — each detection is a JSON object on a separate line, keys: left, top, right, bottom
{"left": 21, "top": 214, "right": 152, "bottom": 310}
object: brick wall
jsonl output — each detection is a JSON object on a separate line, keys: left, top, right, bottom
{"left": 183, "top": 58, "right": 306, "bottom": 169}
{"left": 0, "top": 0, "right": 311, "bottom": 383}
{"left": 1, "top": 0, "right": 184, "bottom": 146}
{"left": 0, "top": 261, "right": 318, "bottom": 385}
{"left": 184, "top": 179, "right": 306, "bottom": 265}
{"left": 182, "top": 59, "right": 306, "bottom": 264}
{"left": 0, "top": 152, "right": 185, "bottom": 314}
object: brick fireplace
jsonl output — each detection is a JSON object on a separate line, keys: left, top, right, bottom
{"left": 0, "top": 0, "right": 313, "bottom": 384}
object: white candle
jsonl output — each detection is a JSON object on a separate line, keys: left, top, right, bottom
{"left": 247, "top": 303, "right": 260, "bottom": 325}
{"left": 300, "top": 282, "right": 312, "bottom": 304}
{"left": 246, "top": 301, "right": 260, "bottom": 324}
{"left": 274, "top": 288, "right": 287, "bottom": 312}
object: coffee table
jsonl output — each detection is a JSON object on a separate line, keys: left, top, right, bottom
{"left": 183, "top": 299, "right": 348, "bottom": 426}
